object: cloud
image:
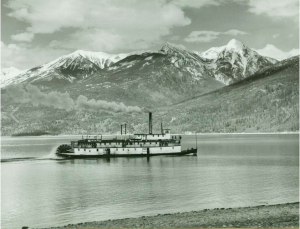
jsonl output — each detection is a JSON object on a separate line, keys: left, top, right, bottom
{"left": 255, "top": 44, "right": 299, "bottom": 60}
{"left": 11, "top": 32, "right": 34, "bottom": 42}
{"left": 184, "top": 31, "right": 219, "bottom": 43}
{"left": 244, "top": 0, "right": 299, "bottom": 19}
{"left": 171, "top": 0, "right": 298, "bottom": 19}
{"left": 172, "top": 0, "right": 299, "bottom": 19}
{"left": 170, "top": 35, "right": 180, "bottom": 41}
{"left": 5, "top": 0, "right": 191, "bottom": 51}
{"left": 171, "top": 0, "right": 223, "bottom": 8}
{"left": 52, "top": 28, "right": 159, "bottom": 52}
{"left": 75, "top": 95, "right": 141, "bottom": 113}
{"left": 6, "top": 84, "right": 142, "bottom": 113}
{"left": 184, "top": 29, "right": 248, "bottom": 43}
{"left": 1, "top": 41, "right": 68, "bottom": 70}
{"left": 223, "top": 29, "right": 248, "bottom": 36}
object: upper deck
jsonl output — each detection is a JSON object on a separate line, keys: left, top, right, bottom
{"left": 74, "top": 133, "right": 180, "bottom": 143}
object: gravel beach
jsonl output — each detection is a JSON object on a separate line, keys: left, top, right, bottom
{"left": 34, "top": 202, "right": 299, "bottom": 229}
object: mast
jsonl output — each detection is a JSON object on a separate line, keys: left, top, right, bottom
{"left": 196, "top": 132, "right": 198, "bottom": 150}
{"left": 161, "top": 122, "right": 163, "bottom": 134}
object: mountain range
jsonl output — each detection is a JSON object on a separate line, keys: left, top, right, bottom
{"left": 1, "top": 39, "right": 279, "bottom": 106}
{"left": 1, "top": 39, "right": 278, "bottom": 87}
{"left": 1, "top": 39, "right": 298, "bottom": 135}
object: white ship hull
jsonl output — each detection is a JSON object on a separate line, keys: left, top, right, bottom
{"left": 58, "top": 147, "right": 197, "bottom": 158}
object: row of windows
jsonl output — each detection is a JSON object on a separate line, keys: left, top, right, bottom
{"left": 116, "top": 148, "right": 136, "bottom": 151}
{"left": 78, "top": 148, "right": 138, "bottom": 152}
{"left": 79, "top": 142, "right": 162, "bottom": 147}
{"left": 136, "top": 135, "right": 166, "bottom": 137}
{"left": 78, "top": 147, "right": 175, "bottom": 152}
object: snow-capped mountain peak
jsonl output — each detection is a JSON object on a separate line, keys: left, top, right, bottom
{"left": 211, "top": 39, "right": 278, "bottom": 84}
{"left": 161, "top": 42, "right": 188, "bottom": 53}
{"left": 1, "top": 67, "right": 28, "bottom": 87}
{"left": 1, "top": 67, "right": 23, "bottom": 81}
{"left": 197, "top": 39, "right": 278, "bottom": 85}
{"left": 199, "top": 46, "right": 225, "bottom": 59}
{"left": 225, "top": 39, "right": 244, "bottom": 51}
{"left": 70, "top": 50, "right": 110, "bottom": 59}
{"left": 160, "top": 42, "right": 205, "bottom": 64}
{"left": 1, "top": 67, "right": 21, "bottom": 77}
{"left": 200, "top": 39, "right": 245, "bottom": 60}
{"left": 29, "top": 49, "right": 133, "bottom": 77}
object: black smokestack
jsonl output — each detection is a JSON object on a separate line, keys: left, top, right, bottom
{"left": 161, "top": 122, "right": 163, "bottom": 134}
{"left": 149, "top": 112, "right": 152, "bottom": 134}
{"left": 124, "top": 124, "right": 127, "bottom": 134}
{"left": 121, "top": 124, "right": 123, "bottom": 135}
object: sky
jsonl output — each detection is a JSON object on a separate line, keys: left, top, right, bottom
{"left": 1, "top": 0, "right": 299, "bottom": 70}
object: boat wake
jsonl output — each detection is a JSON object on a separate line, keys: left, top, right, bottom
{"left": 42, "top": 146, "right": 60, "bottom": 159}
{"left": 1, "top": 157, "right": 63, "bottom": 163}
{"left": 1, "top": 146, "right": 65, "bottom": 163}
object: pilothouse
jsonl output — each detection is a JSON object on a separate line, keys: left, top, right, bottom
{"left": 56, "top": 112, "right": 197, "bottom": 158}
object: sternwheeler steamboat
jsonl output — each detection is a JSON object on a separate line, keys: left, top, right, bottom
{"left": 56, "top": 112, "right": 197, "bottom": 158}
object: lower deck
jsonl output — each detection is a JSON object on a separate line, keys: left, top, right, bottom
{"left": 73, "top": 146, "right": 182, "bottom": 156}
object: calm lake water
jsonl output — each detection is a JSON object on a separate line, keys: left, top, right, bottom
{"left": 1, "top": 134, "right": 299, "bottom": 229}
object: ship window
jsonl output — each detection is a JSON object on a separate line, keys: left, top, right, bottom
{"left": 84, "top": 149, "right": 86, "bottom": 151}
{"left": 135, "top": 148, "right": 136, "bottom": 150}
{"left": 97, "top": 149, "right": 99, "bottom": 151}
{"left": 153, "top": 135, "right": 154, "bottom": 137}
{"left": 160, "top": 147, "right": 162, "bottom": 150}
{"left": 89, "top": 150, "right": 91, "bottom": 152}
{"left": 116, "top": 149, "right": 118, "bottom": 151}
{"left": 123, "top": 148, "right": 124, "bottom": 151}
{"left": 173, "top": 147, "right": 174, "bottom": 149}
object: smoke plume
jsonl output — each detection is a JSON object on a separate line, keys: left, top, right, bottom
{"left": 6, "top": 84, "right": 141, "bottom": 113}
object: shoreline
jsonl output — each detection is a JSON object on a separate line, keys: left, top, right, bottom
{"left": 2, "top": 132, "right": 299, "bottom": 138}
{"left": 36, "top": 202, "right": 299, "bottom": 229}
